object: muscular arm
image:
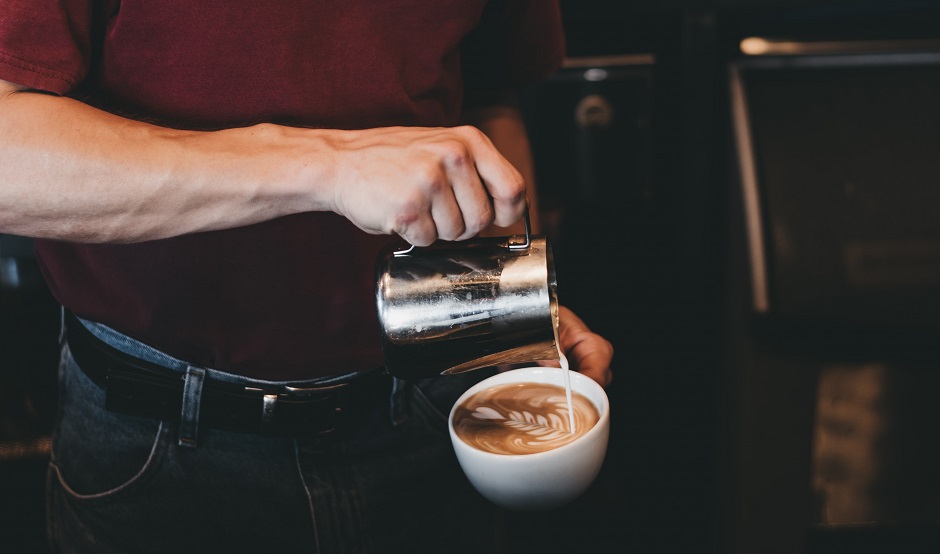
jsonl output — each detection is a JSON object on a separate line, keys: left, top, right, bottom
{"left": 0, "top": 79, "right": 525, "bottom": 245}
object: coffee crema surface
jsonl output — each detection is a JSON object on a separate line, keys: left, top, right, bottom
{"left": 452, "top": 382, "right": 599, "bottom": 455}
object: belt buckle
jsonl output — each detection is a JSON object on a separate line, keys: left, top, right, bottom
{"left": 246, "top": 382, "right": 347, "bottom": 436}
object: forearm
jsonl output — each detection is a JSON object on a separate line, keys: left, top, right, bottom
{"left": 1, "top": 77, "right": 526, "bottom": 246}
{"left": 0, "top": 81, "right": 330, "bottom": 243}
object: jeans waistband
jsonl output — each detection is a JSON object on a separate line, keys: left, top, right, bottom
{"left": 75, "top": 313, "right": 375, "bottom": 389}
{"left": 63, "top": 310, "right": 391, "bottom": 444}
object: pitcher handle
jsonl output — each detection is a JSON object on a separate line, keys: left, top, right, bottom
{"left": 507, "top": 203, "right": 532, "bottom": 251}
{"left": 393, "top": 203, "right": 532, "bottom": 257}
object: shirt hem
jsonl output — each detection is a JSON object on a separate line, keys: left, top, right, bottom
{"left": 0, "top": 50, "right": 78, "bottom": 94}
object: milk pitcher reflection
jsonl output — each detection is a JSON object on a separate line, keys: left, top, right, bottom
{"left": 375, "top": 226, "right": 559, "bottom": 379}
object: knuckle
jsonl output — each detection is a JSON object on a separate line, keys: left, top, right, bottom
{"left": 392, "top": 209, "right": 420, "bottom": 232}
{"left": 456, "top": 124, "right": 485, "bottom": 143}
{"left": 507, "top": 172, "right": 526, "bottom": 198}
{"left": 414, "top": 167, "right": 447, "bottom": 196}
{"left": 492, "top": 174, "right": 526, "bottom": 206}
{"left": 388, "top": 194, "right": 425, "bottom": 233}
{"left": 447, "top": 149, "right": 470, "bottom": 169}
{"left": 440, "top": 140, "right": 471, "bottom": 168}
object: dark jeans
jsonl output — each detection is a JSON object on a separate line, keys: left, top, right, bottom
{"left": 46, "top": 321, "right": 496, "bottom": 553}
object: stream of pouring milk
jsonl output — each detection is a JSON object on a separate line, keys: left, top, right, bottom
{"left": 553, "top": 321, "right": 576, "bottom": 435}
{"left": 560, "top": 352, "right": 575, "bottom": 435}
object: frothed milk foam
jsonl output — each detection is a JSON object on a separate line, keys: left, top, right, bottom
{"left": 451, "top": 380, "right": 600, "bottom": 455}
{"left": 453, "top": 318, "right": 596, "bottom": 456}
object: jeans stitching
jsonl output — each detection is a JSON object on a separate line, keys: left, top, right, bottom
{"left": 44, "top": 462, "right": 59, "bottom": 553}
{"left": 294, "top": 439, "right": 320, "bottom": 554}
{"left": 50, "top": 421, "right": 168, "bottom": 502}
{"left": 50, "top": 346, "right": 71, "bottom": 463}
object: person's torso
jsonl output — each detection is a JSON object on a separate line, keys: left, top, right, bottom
{"left": 38, "top": 0, "right": 490, "bottom": 380}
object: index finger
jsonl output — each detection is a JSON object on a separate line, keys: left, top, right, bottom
{"left": 457, "top": 126, "right": 527, "bottom": 227}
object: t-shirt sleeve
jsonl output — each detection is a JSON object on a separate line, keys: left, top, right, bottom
{"left": 460, "top": 0, "right": 566, "bottom": 94}
{"left": 0, "top": 0, "right": 94, "bottom": 94}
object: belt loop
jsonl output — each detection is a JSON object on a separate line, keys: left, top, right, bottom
{"left": 178, "top": 366, "right": 206, "bottom": 448}
{"left": 58, "top": 306, "right": 66, "bottom": 347}
{"left": 389, "top": 377, "right": 410, "bottom": 426}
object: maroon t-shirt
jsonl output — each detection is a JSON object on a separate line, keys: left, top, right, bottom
{"left": 0, "top": 0, "right": 564, "bottom": 380}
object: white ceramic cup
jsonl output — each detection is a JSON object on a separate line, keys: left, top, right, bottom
{"left": 448, "top": 366, "right": 610, "bottom": 511}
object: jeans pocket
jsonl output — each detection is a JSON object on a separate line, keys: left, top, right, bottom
{"left": 50, "top": 346, "right": 171, "bottom": 503}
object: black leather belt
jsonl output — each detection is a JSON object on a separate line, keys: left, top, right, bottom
{"left": 64, "top": 311, "right": 388, "bottom": 437}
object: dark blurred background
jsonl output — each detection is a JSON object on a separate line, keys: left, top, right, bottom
{"left": 4, "top": 1, "right": 940, "bottom": 552}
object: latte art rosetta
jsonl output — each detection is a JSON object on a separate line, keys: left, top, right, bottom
{"left": 452, "top": 382, "right": 600, "bottom": 455}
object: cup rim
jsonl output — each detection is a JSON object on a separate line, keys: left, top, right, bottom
{"left": 448, "top": 366, "right": 610, "bottom": 460}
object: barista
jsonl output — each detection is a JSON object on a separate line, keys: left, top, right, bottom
{"left": 0, "top": 1, "right": 613, "bottom": 552}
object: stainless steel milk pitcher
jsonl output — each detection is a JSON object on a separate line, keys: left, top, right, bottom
{"left": 375, "top": 215, "right": 560, "bottom": 379}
